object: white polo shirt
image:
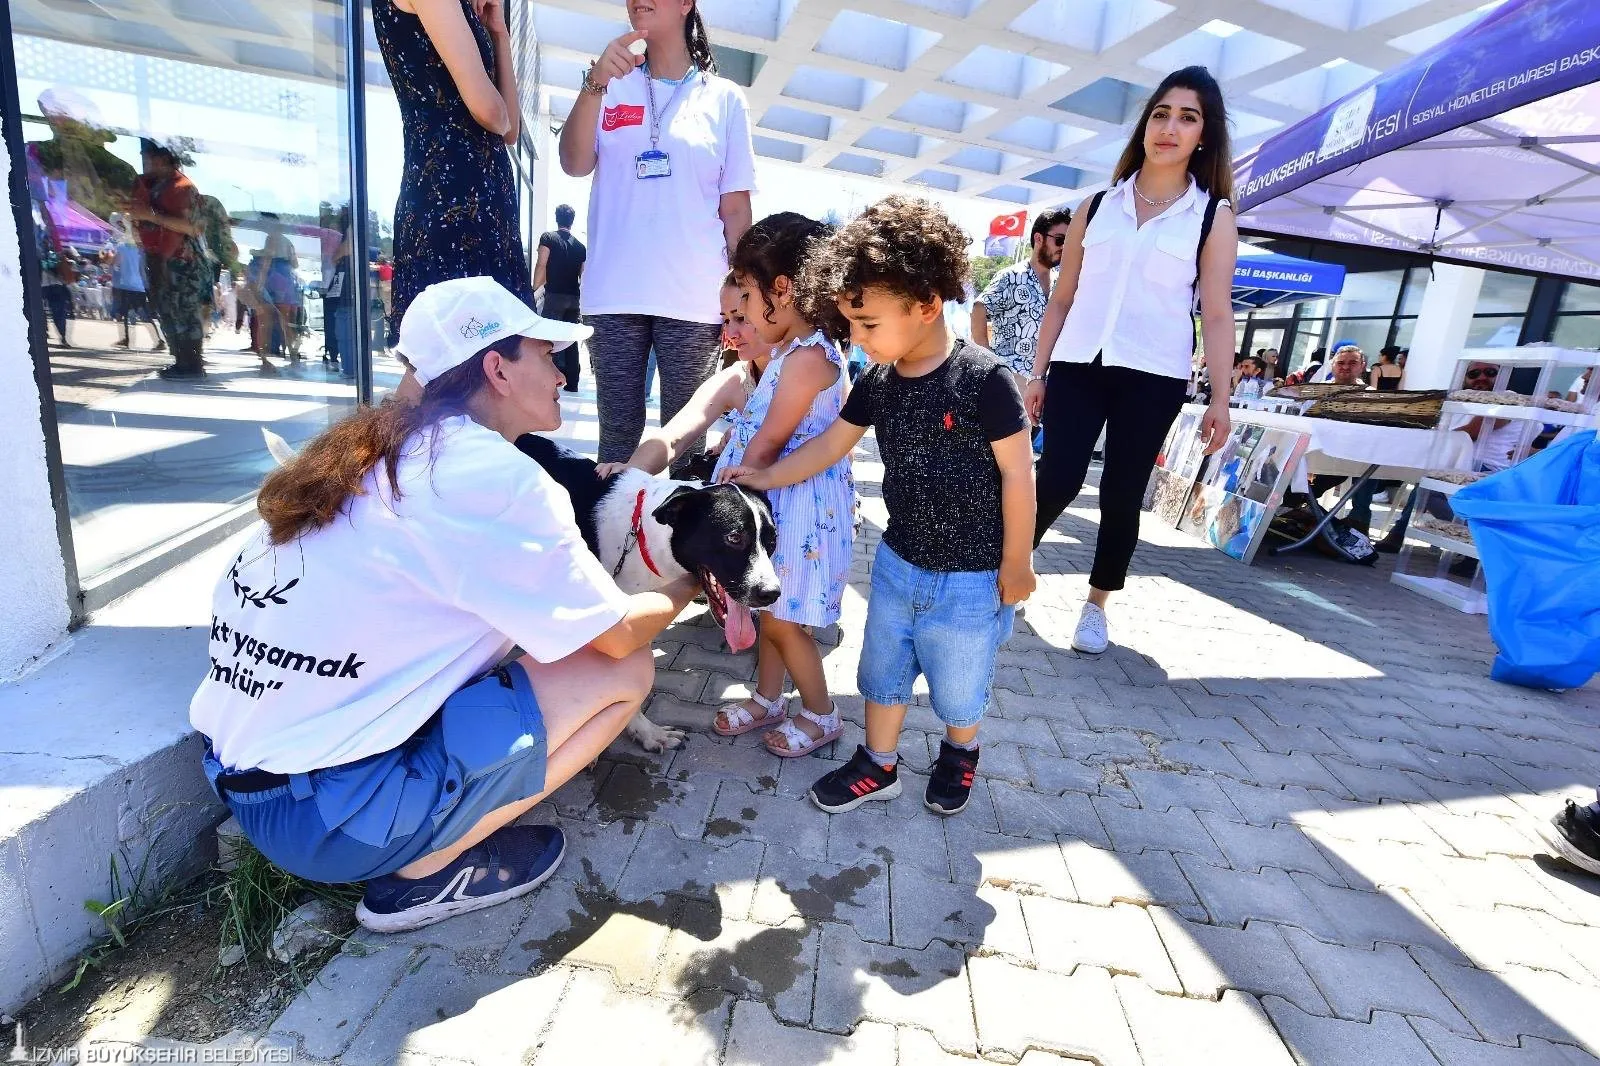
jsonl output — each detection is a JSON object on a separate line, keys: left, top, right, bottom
{"left": 583, "top": 66, "right": 757, "bottom": 324}
{"left": 1050, "top": 175, "right": 1223, "bottom": 381}
{"left": 190, "top": 417, "right": 631, "bottom": 774}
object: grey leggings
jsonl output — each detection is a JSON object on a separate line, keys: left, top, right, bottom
{"left": 586, "top": 314, "right": 722, "bottom": 472}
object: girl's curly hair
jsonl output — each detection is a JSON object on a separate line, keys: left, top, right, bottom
{"left": 799, "top": 196, "right": 971, "bottom": 311}
{"left": 730, "top": 212, "right": 850, "bottom": 344}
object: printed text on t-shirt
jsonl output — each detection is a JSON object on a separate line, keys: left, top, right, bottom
{"left": 208, "top": 615, "right": 366, "bottom": 699}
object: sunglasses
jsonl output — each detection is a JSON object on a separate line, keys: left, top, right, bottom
{"left": 1464, "top": 368, "right": 1495, "bottom": 379}
{"left": 1044, "top": 234, "right": 1066, "bottom": 247}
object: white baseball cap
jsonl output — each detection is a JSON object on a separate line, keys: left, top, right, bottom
{"left": 395, "top": 276, "right": 591, "bottom": 385}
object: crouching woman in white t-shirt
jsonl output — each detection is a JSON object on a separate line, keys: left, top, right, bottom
{"left": 189, "top": 277, "right": 698, "bottom": 933}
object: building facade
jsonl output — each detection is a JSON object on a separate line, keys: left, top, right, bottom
{"left": 1235, "top": 235, "right": 1600, "bottom": 379}
{"left": 1, "top": 0, "right": 542, "bottom": 675}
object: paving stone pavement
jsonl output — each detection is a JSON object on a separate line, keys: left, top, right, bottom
{"left": 252, "top": 445, "right": 1600, "bottom": 1065}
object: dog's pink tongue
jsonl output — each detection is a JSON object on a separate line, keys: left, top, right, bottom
{"left": 724, "top": 601, "right": 757, "bottom": 653}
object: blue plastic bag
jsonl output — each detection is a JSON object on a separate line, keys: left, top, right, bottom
{"left": 1451, "top": 430, "right": 1600, "bottom": 690}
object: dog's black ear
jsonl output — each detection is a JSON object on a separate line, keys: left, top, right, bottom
{"left": 651, "top": 485, "right": 698, "bottom": 526}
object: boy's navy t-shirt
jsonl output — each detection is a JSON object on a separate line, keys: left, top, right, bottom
{"left": 840, "top": 339, "right": 1027, "bottom": 573}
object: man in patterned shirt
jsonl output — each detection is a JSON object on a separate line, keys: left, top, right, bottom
{"left": 971, "top": 207, "right": 1071, "bottom": 390}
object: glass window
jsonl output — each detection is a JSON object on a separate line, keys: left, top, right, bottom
{"left": 1398, "top": 267, "right": 1431, "bottom": 317}
{"left": 1392, "top": 317, "right": 1419, "bottom": 348}
{"left": 366, "top": 27, "right": 409, "bottom": 403}
{"left": 1465, "top": 316, "right": 1526, "bottom": 347}
{"left": 15, "top": 13, "right": 358, "bottom": 583}
{"left": 1552, "top": 314, "right": 1600, "bottom": 350}
{"left": 1336, "top": 270, "right": 1406, "bottom": 318}
{"left": 1474, "top": 271, "right": 1537, "bottom": 315}
{"left": 1288, "top": 321, "right": 1329, "bottom": 373}
{"left": 1247, "top": 327, "right": 1286, "bottom": 364}
{"left": 1328, "top": 319, "right": 1389, "bottom": 360}
{"left": 1558, "top": 282, "right": 1600, "bottom": 313}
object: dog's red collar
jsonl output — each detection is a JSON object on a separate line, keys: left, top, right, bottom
{"left": 628, "top": 488, "right": 663, "bottom": 579}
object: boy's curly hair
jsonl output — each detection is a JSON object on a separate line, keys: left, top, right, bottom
{"left": 731, "top": 212, "right": 850, "bottom": 344}
{"left": 800, "top": 195, "right": 971, "bottom": 311}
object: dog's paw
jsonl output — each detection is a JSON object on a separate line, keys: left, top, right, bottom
{"left": 630, "top": 717, "right": 688, "bottom": 753}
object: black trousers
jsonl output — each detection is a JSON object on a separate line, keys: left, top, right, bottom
{"left": 1034, "top": 358, "right": 1188, "bottom": 591}
{"left": 542, "top": 293, "right": 583, "bottom": 392}
{"left": 43, "top": 284, "right": 70, "bottom": 343}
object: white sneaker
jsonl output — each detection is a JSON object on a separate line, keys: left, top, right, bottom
{"left": 1072, "top": 602, "right": 1109, "bottom": 654}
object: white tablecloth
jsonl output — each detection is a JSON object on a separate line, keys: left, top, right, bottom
{"left": 1196, "top": 406, "right": 1476, "bottom": 490}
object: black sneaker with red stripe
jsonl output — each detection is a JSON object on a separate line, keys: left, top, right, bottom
{"left": 925, "top": 740, "right": 980, "bottom": 815}
{"left": 809, "top": 745, "right": 902, "bottom": 813}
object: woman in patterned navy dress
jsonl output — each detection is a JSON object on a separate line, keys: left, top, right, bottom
{"left": 375, "top": 0, "right": 534, "bottom": 362}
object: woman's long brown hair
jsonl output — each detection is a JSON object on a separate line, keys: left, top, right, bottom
{"left": 1112, "top": 65, "right": 1234, "bottom": 202}
{"left": 257, "top": 344, "right": 514, "bottom": 544}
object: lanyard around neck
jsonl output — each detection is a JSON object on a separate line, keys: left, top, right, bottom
{"left": 644, "top": 63, "right": 696, "bottom": 150}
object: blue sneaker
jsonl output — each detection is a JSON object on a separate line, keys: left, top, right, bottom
{"left": 355, "top": 824, "right": 565, "bottom": 933}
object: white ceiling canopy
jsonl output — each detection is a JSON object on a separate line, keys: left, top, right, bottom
{"left": 9, "top": 0, "right": 1508, "bottom": 206}
{"left": 534, "top": 0, "right": 1505, "bottom": 205}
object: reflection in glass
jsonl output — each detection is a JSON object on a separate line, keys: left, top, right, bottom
{"left": 1465, "top": 315, "right": 1525, "bottom": 348}
{"left": 1328, "top": 320, "right": 1389, "bottom": 360}
{"left": 1552, "top": 315, "right": 1600, "bottom": 350}
{"left": 13, "top": 20, "right": 358, "bottom": 581}
{"left": 1336, "top": 270, "right": 1406, "bottom": 318}
{"left": 1473, "top": 272, "right": 1536, "bottom": 317}
{"left": 1558, "top": 282, "right": 1600, "bottom": 314}
{"left": 1399, "top": 267, "right": 1431, "bottom": 317}
{"left": 1288, "top": 321, "right": 1328, "bottom": 373}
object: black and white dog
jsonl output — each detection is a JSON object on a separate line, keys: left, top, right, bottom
{"left": 262, "top": 428, "right": 780, "bottom": 752}
{"left": 513, "top": 435, "right": 780, "bottom": 751}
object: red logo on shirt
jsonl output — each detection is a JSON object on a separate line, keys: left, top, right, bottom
{"left": 943, "top": 411, "right": 954, "bottom": 431}
{"left": 601, "top": 104, "right": 645, "bottom": 131}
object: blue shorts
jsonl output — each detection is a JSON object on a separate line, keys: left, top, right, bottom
{"left": 857, "top": 542, "right": 1015, "bottom": 729}
{"left": 201, "top": 663, "right": 547, "bottom": 884}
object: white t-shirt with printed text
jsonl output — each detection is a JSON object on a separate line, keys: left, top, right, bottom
{"left": 583, "top": 66, "right": 757, "bottom": 324}
{"left": 190, "top": 417, "right": 631, "bottom": 774}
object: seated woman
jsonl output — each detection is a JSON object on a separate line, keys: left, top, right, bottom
{"left": 190, "top": 277, "right": 697, "bottom": 933}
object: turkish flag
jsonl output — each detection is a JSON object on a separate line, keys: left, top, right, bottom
{"left": 988, "top": 210, "right": 1027, "bottom": 238}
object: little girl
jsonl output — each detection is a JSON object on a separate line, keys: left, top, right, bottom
{"left": 712, "top": 212, "right": 854, "bottom": 757}
{"left": 605, "top": 217, "right": 854, "bottom": 757}
{"left": 598, "top": 243, "right": 851, "bottom": 755}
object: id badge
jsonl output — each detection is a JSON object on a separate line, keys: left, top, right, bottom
{"left": 636, "top": 149, "right": 672, "bottom": 180}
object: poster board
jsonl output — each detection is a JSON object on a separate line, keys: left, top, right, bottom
{"left": 1145, "top": 409, "right": 1310, "bottom": 564}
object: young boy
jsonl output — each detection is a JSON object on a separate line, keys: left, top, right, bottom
{"left": 724, "top": 196, "right": 1037, "bottom": 816}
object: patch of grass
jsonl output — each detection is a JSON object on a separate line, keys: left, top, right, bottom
{"left": 208, "top": 838, "right": 362, "bottom": 968}
{"left": 64, "top": 830, "right": 360, "bottom": 997}
{"left": 63, "top": 828, "right": 201, "bottom": 994}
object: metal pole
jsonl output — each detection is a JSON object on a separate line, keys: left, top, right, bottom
{"left": 1, "top": 5, "right": 84, "bottom": 621}
{"left": 345, "top": 0, "right": 374, "bottom": 405}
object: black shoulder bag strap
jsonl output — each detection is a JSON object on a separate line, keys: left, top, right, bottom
{"left": 1083, "top": 190, "right": 1107, "bottom": 227}
{"left": 1190, "top": 192, "right": 1223, "bottom": 355}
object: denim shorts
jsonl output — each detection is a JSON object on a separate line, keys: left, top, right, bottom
{"left": 201, "top": 663, "right": 548, "bottom": 884}
{"left": 857, "top": 542, "right": 1016, "bottom": 729}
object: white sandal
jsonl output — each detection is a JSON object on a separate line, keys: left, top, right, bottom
{"left": 715, "top": 691, "right": 789, "bottom": 737}
{"left": 764, "top": 703, "right": 844, "bottom": 759}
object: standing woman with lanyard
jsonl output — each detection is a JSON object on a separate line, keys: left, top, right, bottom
{"left": 1025, "top": 66, "right": 1238, "bottom": 655}
{"left": 559, "top": 0, "right": 756, "bottom": 474}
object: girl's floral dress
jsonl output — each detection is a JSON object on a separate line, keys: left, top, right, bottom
{"left": 712, "top": 329, "right": 855, "bottom": 627}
